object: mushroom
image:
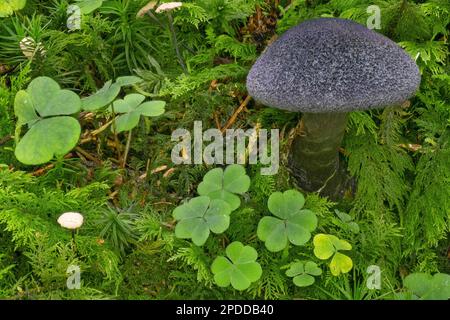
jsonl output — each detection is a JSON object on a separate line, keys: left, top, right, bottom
{"left": 246, "top": 18, "right": 420, "bottom": 199}
{"left": 58, "top": 212, "right": 84, "bottom": 252}
{"left": 57, "top": 212, "right": 84, "bottom": 230}
{"left": 155, "top": 2, "right": 183, "bottom": 13}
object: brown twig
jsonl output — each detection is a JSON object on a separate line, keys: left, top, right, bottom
{"left": 31, "top": 153, "right": 74, "bottom": 176}
{"left": 220, "top": 95, "right": 252, "bottom": 133}
{"left": 153, "top": 201, "right": 175, "bottom": 206}
{"left": 213, "top": 112, "right": 222, "bottom": 131}
{"left": 75, "top": 146, "right": 101, "bottom": 164}
{"left": 0, "top": 134, "right": 12, "bottom": 145}
{"left": 90, "top": 120, "right": 113, "bottom": 136}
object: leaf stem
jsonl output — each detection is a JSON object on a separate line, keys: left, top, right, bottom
{"left": 122, "top": 129, "right": 133, "bottom": 169}
{"left": 110, "top": 103, "right": 122, "bottom": 163}
{"left": 71, "top": 229, "right": 77, "bottom": 254}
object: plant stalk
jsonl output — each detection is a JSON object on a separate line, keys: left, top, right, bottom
{"left": 167, "top": 12, "right": 188, "bottom": 75}
{"left": 288, "top": 112, "right": 350, "bottom": 199}
{"left": 122, "top": 129, "right": 133, "bottom": 169}
{"left": 71, "top": 229, "right": 77, "bottom": 253}
{"left": 110, "top": 103, "right": 122, "bottom": 163}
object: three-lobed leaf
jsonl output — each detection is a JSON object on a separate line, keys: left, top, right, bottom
{"left": 257, "top": 190, "right": 317, "bottom": 252}
{"left": 404, "top": 273, "right": 450, "bottom": 300}
{"left": 285, "top": 261, "right": 322, "bottom": 287}
{"left": 334, "top": 209, "right": 360, "bottom": 233}
{"left": 313, "top": 234, "right": 353, "bottom": 276}
{"left": 111, "top": 93, "right": 165, "bottom": 133}
{"left": 197, "top": 164, "right": 251, "bottom": 211}
{"left": 14, "top": 77, "right": 82, "bottom": 165}
{"left": 173, "top": 196, "right": 231, "bottom": 246}
{"left": 211, "top": 242, "right": 262, "bottom": 291}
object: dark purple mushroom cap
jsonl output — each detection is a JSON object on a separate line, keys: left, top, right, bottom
{"left": 246, "top": 18, "right": 421, "bottom": 113}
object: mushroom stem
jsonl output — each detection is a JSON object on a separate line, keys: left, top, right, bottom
{"left": 71, "top": 229, "right": 77, "bottom": 253}
{"left": 288, "top": 112, "right": 349, "bottom": 199}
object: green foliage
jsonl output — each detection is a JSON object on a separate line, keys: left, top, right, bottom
{"left": 0, "top": 166, "right": 121, "bottom": 293}
{"left": 15, "top": 116, "right": 81, "bottom": 165}
{"left": 313, "top": 234, "right": 353, "bottom": 276}
{"left": 0, "top": 0, "right": 448, "bottom": 301}
{"left": 75, "top": 0, "right": 104, "bottom": 15}
{"left": 96, "top": 207, "right": 138, "bottom": 256}
{"left": 168, "top": 244, "right": 214, "bottom": 287}
{"left": 399, "top": 273, "right": 450, "bottom": 300}
{"left": 159, "top": 63, "right": 248, "bottom": 99}
{"left": 285, "top": 261, "right": 322, "bottom": 287}
{"left": 345, "top": 115, "right": 413, "bottom": 216}
{"left": 111, "top": 94, "right": 165, "bottom": 133}
{"left": 0, "top": 0, "right": 26, "bottom": 18}
{"left": 211, "top": 241, "right": 262, "bottom": 291}
{"left": 14, "top": 76, "right": 81, "bottom": 165}
{"left": 257, "top": 190, "right": 318, "bottom": 252}
{"left": 197, "top": 164, "right": 251, "bottom": 211}
{"left": 173, "top": 196, "right": 231, "bottom": 246}
{"left": 81, "top": 80, "right": 121, "bottom": 111}
{"left": 333, "top": 210, "right": 360, "bottom": 234}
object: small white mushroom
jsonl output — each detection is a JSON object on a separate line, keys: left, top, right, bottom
{"left": 57, "top": 212, "right": 84, "bottom": 230}
{"left": 155, "top": 2, "right": 182, "bottom": 13}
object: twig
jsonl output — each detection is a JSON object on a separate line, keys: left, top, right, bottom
{"left": 91, "top": 120, "right": 113, "bottom": 136}
{"left": 75, "top": 146, "right": 101, "bottom": 164}
{"left": 220, "top": 96, "right": 252, "bottom": 133}
{"left": 31, "top": 153, "right": 73, "bottom": 176}
{"left": 153, "top": 201, "right": 175, "bottom": 206}
{"left": 0, "top": 134, "right": 12, "bottom": 145}
{"left": 213, "top": 112, "right": 222, "bottom": 131}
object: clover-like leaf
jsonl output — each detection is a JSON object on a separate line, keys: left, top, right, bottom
{"left": 81, "top": 80, "right": 121, "bottom": 111}
{"left": 111, "top": 93, "right": 165, "bottom": 133}
{"left": 313, "top": 234, "right": 352, "bottom": 276}
{"left": 75, "top": 0, "right": 103, "bottom": 14}
{"left": 115, "top": 76, "right": 143, "bottom": 87}
{"left": 112, "top": 94, "right": 145, "bottom": 113}
{"left": 26, "top": 77, "right": 81, "bottom": 117}
{"left": 14, "top": 90, "right": 38, "bottom": 126}
{"left": 334, "top": 209, "right": 360, "bottom": 233}
{"left": 329, "top": 252, "right": 353, "bottom": 276}
{"left": 15, "top": 117, "right": 81, "bottom": 165}
{"left": 285, "top": 260, "right": 322, "bottom": 287}
{"left": 0, "top": 0, "right": 26, "bottom": 17}
{"left": 211, "top": 241, "right": 262, "bottom": 291}
{"left": 257, "top": 190, "right": 317, "bottom": 252}
{"left": 197, "top": 164, "right": 251, "bottom": 211}
{"left": 313, "top": 234, "right": 335, "bottom": 260}
{"left": 13, "top": 77, "right": 82, "bottom": 165}
{"left": 404, "top": 273, "right": 450, "bottom": 300}
{"left": 173, "top": 196, "right": 231, "bottom": 246}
